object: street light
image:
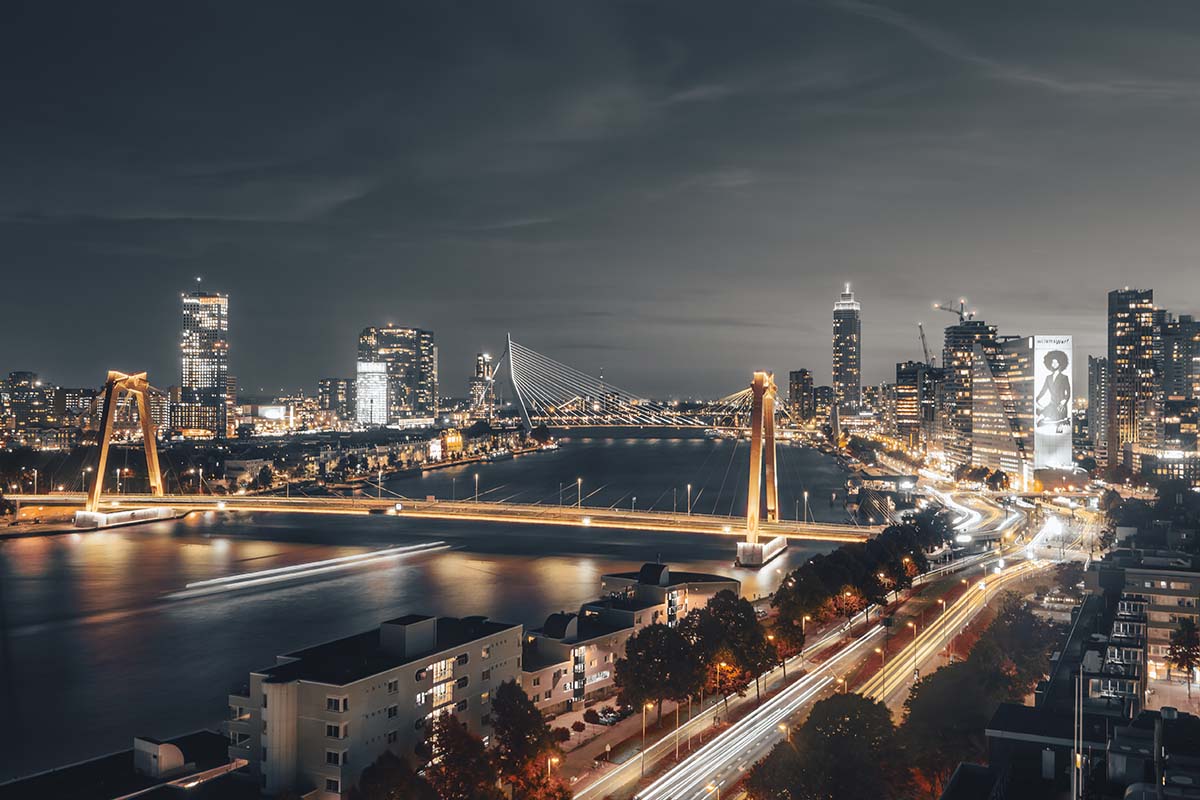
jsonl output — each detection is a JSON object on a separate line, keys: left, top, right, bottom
{"left": 907, "top": 620, "right": 919, "bottom": 677}
{"left": 687, "top": 483, "right": 692, "bottom": 515}
{"left": 768, "top": 633, "right": 786, "bottom": 679}
{"left": 706, "top": 783, "right": 722, "bottom": 800}
{"left": 778, "top": 722, "right": 791, "bottom": 742}
{"left": 31, "top": 468, "right": 37, "bottom": 496}
{"left": 641, "top": 701, "right": 655, "bottom": 776}
{"left": 937, "top": 598, "right": 947, "bottom": 659}
{"left": 546, "top": 755, "right": 559, "bottom": 778}
{"left": 475, "top": 473, "right": 480, "bottom": 502}
{"left": 803, "top": 490, "right": 809, "bottom": 523}
{"left": 577, "top": 477, "right": 582, "bottom": 508}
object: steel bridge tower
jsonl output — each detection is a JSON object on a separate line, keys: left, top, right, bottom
{"left": 86, "top": 371, "right": 164, "bottom": 513}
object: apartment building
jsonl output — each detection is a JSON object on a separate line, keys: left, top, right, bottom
{"left": 523, "top": 564, "right": 740, "bottom": 715}
{"left": 1090, "top": 549, "right": 1200, "bottom": 683}
{"left": 226, "top": 614, "right": 521, "bottom": 799}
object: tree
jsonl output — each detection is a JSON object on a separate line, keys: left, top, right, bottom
{"left": 614, "top": 623, "right": 704, "bottom": 720}
{"left": 423, "top": 714, "right": 504, "bottom": 800}
{"left": 347, "top": 750, "right": 436, "bottom": 800}
{"left": 746, "top": 694, "right": 905, "bottom": 800}
{"left": 491, "top": 680, "right": 565, "bottom": 799}
{"left": 583, "top": 708, "right": 601, "bottom": 729}
{"left": 703, "top": 590, "right": 775, "bottom": 703}
{"left": 1169, "top": 618, "right": 1200, "bottom": 698}
{"left": 255, "top": 464, "right": 273, "bottom": 489}
{"left": 901, "top": 663, "right": 995, "bottom": 798}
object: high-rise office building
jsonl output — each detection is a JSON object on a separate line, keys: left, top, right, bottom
{"left": 355, "top": 362, "right": 389, "bottom": 426}
{"left": 468, "top": 353, "right": 495, "bottom": 419}
{"left": 357, "top": 326, "right": 438, "bottom": 421}
{"left": 5, "top": 371, "right": 53, "bottom": 431}
{"left": 1107, "top": 289, "right": 1161, "bottom": 467}
{"left": 1163, "top": 314, "right": 1200, "bottom": 400}
{"left": 318, "top": 378, "right": 354, "bottom": 419}
{"left": 895, "top": 361, "right": 941, "bottom": 451}
{"left": 1088, "top": 356, "right": 1110, "bottom": 466}
{"left": 940, "top": 318, "right": 999, "bottom": 467}
{"left": 172, "top": 291, "right": 229, "bottom": 437}
{"left": 832, "top": 284, "right": 862, "bottom": 411}
{"left": 813, "top": 385, "right": 834, "bottom": 421}
{"left": 970, "top": 335, "right": 1075, "bottom": 487}
{"left": 787, "top": 369, "right": 814, "bottom": 421}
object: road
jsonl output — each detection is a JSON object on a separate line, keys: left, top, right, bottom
{"left": 575, "top": 491, "right": 1038, "bottom": 800}
{"left": 17, "top": 492, "right": 879, "bottom": 542}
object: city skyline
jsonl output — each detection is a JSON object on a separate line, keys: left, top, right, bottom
{"left": 6, "top": 2, "right": 1200, "bottom": 395}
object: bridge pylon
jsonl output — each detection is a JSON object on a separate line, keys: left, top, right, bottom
{"left": 738, "top": 371, "right": 787, "bottom": 567}
{"left": 86, "top": 371, "right": 164, "bottom": 513}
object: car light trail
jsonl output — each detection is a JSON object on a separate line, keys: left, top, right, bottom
{"left": 165, "top": 541, "right": 449, "bottom": 599}
{"left": 631, "top": 627, "right": 885, "bottom": 800}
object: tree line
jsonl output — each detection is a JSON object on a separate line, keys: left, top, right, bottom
{"left": 613, "top": 510, "right": 953, "bottom": 734}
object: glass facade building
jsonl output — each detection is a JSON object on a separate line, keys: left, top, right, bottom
{"left": 173, "top": 291, "right": 229, "bottom": 437}
{"left": 832, "top": 284, "right": 861, "bottom": 412}
{"left": 357, "top": 326, "right": 438, "bottom": 421}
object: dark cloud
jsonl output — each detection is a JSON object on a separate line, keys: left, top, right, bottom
{"left": 3, "top": 0, "right": 1200, "bottom": 397}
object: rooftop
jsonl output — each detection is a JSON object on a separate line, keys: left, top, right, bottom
{"left": 258, "top": 615, "right": 520, "bottom": 685}
{"left": 0, "top": 731, "right": 251, "bottom": 800}
{"left": 604, "top": 563, "right": 738, "bottom": 588}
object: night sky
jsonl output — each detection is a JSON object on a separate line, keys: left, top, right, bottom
{"left": 4, "top": 1, "right": 1200, "bottom": 398}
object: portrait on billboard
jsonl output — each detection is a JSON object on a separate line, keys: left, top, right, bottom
{"left": 1032, "top": 336, "right": 1073, "bottom": 470}
{"left": 1035, "top": 349, "right": 1071, "bottom": 433}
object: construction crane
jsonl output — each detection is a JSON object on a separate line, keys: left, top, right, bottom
{"left": 917, "top": 322, "right": 934, "bottom": 367}
{"left": 934, "top": 298, "right": 975, "bottom": 323}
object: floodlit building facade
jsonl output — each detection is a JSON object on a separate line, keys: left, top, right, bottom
{"left": 354, "top": 362, "right": 389, "bottom": 427}
{"left": 226, "top": 614, "right": 521, "bottom": 799}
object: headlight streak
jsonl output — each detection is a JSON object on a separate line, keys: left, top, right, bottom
{"left": 631, "top": 627, "right": 884, "bottom": 800}
{"left": 165, "top": 541, "right": 449, "bottom": 599}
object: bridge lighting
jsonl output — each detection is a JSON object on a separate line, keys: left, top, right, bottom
{"left": 216, "top": 501, "right": 226, "bottom": 510}
{"left": 581, "top": 516, "right": 591, "bottom": 526}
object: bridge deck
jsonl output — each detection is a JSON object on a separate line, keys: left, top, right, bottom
{"left": 21, "top": 493, "right": 878, "bottom": 542}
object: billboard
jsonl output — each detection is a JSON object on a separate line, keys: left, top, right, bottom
{"left": 1033, "top": 335, "right": 1073, "bottom": 470}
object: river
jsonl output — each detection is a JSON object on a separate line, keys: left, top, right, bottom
{"left": 0, "top": 437, "right": 849, "bottom": 780}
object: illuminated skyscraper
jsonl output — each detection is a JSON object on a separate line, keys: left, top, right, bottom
{"left": 1107, "top": 288, "right": 1161, "bottom": 467}
{"left": 832, "top": 284, "right": 861, "bottom": 411}
{"left": 940, "top": 317, "right": 998, "bottom": 467}
{"left": 172, "top": 291, "right": 229, "bottom": 436}
{"left": 1088, "top": 356, "right": 1109, "bottom": 465}
{"left": 358, "top": 326, "right": 438, "bottom": 421}
{"left": 1163, "top": 314, "right": 1200, "bottom": 400}
{"left": 318, "top": 378, "right": 354, "bottom": 419}
{"left": 355, "top": 362, "right": 389, "bottom": 426}
{"left": 787, "top": 369, "right": 814, "bottom": 421}
{"left": 469, "top": 353, "right": 495, "bottom": 419}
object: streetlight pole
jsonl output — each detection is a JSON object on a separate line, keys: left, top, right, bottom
{"left": 32, "top": 468, "right": 37, "bottom": 496}
{"left": 558, "top": 481, "right": 562, "bottom": 508}
{"left": 803, "top": 490, "right": 809, "bottom": 523}
{"left": 938, "top": 598, "right": 947, "bottom": 660}
{"left": 576, "top": 477, "right": 581, "bottom": 508}
{"left": 907, "top": 620, "right": 918, "bottom": 678}
{"left": 475, "top": 473, "right": 479, "bottom": 502}
{"left": 687, "top": 483, "right": 692, "bottom": 515}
